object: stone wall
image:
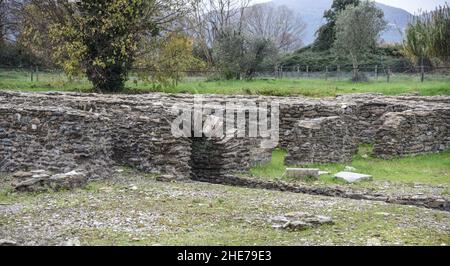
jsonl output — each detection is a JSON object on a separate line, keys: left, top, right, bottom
{"left": 284, "top": 116, "right": 358, "bottom": 165}
{"left": 190, "top": 137, "right": 264, "bottom": 183}
{"left": 374, "top": 108, "right": 450, "bottom": 158}
{"left": 0, "top": 105, "right": 112, "bottom": 178}
{"left": 0, "top": 92, "right": 274, "bottom": 180}
{"left": 0, "top": 91, "right": 449, "bottom": 180}
{"left": 107, "top": 105, "right": 192, "bottom": 178}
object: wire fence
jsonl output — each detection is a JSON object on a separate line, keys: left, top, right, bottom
{"left": 267, "top": 65, "right": 450, "bottom": 82}
{"left": 1, "top": 65, "right": 450, "bottom": 84}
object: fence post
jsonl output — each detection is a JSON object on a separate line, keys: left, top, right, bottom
{"left": 35, "top": 66, "right": 39, "bottom": 82}
{"left": 337, "top": 65, "right": 340, "bottom": 80}
{"left": 306, "top": 65, "right": 309, "bottom": 78}
{"left": 325, "top": 66, "right": 328, "bottom": 80}
{"left": 375, "top": 65, "right": 378, "bottom": 80}
{"left": 421, "top": 64, "right": 425, "bottom": 82}
{"left": 387, "top": 67, "right": 391, "bottom": 83}
{"left": 30, "top": 66, "right": 34, "bottom": 82}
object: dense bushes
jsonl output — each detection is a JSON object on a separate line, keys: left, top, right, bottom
{"left": 403, "top": 4, "right": 450, "bottom": 66}
{"left": 0, "top": 43, "right": 47, "bottom": 67}
{"left": 282, "top": 45, "right": 413, "bottom": 72}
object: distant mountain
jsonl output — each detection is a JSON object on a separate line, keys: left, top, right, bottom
{"left": 267, "top": 0, "right": 414, "bottom": 45}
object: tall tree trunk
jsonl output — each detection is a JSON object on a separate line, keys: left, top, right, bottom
{"left": 351, "top": 53, "right": 359, "bottom": 81}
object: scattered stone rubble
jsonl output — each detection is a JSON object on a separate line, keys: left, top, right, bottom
{"left": 12, "top": 170, "right": 87, "bottom": 192}
{"left": 284, "top": 168, "right": 320, "bottom": 180}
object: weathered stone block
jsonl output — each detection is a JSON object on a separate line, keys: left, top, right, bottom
{"left": 13, "top": 170, "right": 87, "bottom": 192}
{"left": 284, "top": 116, "right": 358, "bottom": 165}
{"left": 285, "top": 168, "right": 320, "bottom": 180}
{"left": 373, "top": 109, "right": 450, "bottom": 158}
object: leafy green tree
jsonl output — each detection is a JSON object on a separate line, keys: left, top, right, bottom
{"left": 403, "top": 18, "right": 430, "bottom": 66}
{"left": 429, "top": 5, "right": 450, "bottom": 64}
{"left": 213, "top": 27, "right": 278, "bottom": 80}
{"left": 52, "top": 0, "right": 162, "bottom": 92}
{"left": 241, "top": 37, "right": 279, "bottom": 78}
{"left": 313, "top": 0, "right": 360, "bottom": 51}
{"left": 20, "top": 0, "right": 186, "bottom": 92}
{"left": 403, "top": 4, "right": 450, "bottom": 66}
{"left": 333, "top": 1, "right": 386, "bottom": 81}
{"left": 135, "top": 32, "right": 206, "bottom": 87}
{"left": 213, "top": 28, "right": 246, "bottom": 79}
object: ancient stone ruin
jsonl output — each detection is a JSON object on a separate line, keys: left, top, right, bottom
{"left": 0, "top": 91, "right": 449, "bottom": 189}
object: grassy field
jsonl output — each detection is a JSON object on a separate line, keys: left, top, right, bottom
{"left": 250, "top": 146, "right": 450, "bottom": 186}
{"left": 1, "top": 70, "right": 449, "bottom": 97}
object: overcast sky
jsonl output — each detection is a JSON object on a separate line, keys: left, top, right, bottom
{"left": 251, "top": 0, "right": 449, "bottom": 14}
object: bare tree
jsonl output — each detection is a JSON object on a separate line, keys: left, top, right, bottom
{"left": 0, "top": 0, "right": 15, "bottom": 43}
{"left": 243, "top": 3, "right": 306, "bottom": 52}
{"left": 186, "top": 0, "right": 250, "bottom": 65}
{"left": 0, "top": 0, "right": 5, "bottom": 43}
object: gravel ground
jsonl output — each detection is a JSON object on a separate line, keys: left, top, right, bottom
{"left": 1, "top": 171, "right": 449, "bottom": 246}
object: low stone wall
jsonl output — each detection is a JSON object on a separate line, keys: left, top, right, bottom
{"left": 284, "top": 116, "right": 358, "bottom": 165}
{"left": 0, "top": 92, "right": 274, "bottom": 180}
{"left": 0, "top": 105, "right": 112, "bottom": 178}
{"left": 374, "top": 108, "right": 450, "bottom": 158}
{"left": 190, "top": 137, "right": 261, "bottom": 182}
{"left": 105, "top": 105, "right": 192, "bottom": 178}
{"left": 195, "top": 175, "right": 450, "bottom": 211}
{"left": 0, "top": 91, "right": 449, "bottom": 179}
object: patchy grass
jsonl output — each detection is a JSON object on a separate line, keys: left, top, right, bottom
{"left": 1, "top": 173, "right": 448, "bottom": 246}
{"left": 1, "top": 70, "right": 449, "bottom": 97}
{"left": 250, "top": 147, "right": 450, "bottom": 186}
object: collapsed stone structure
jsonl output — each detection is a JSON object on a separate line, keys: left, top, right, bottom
{"left": 0, "top": 91, "right": 449, "bottom": 183}
{"left": 374, "top": 108, "right": 450, "bottom": 158}
{"left": 284, "top": 116, "right": 357, "bottom": 165}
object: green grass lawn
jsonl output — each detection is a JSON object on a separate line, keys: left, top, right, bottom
{"left": 250, "top": 147, "right": 450, "bottom": 186}
{"left": 1, "top": 70, "right": 449, "bottom": 97}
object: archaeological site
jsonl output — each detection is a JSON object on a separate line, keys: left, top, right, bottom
{"left": 0, "top": 91, "right": 449, "bottom": 209}
{"left": 0, "top": 88, "right": 449, "bottom": 248}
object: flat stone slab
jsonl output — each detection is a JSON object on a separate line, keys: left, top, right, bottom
{"left": 13, "top": 170, "right": 87, "bottom": 192}
{"left": 285, "top": 168, "right": 320, "bottom": 180}
{"left": 271, "top": 212, "right": 334, "bottom": 231}
{"left": 335, "top": 172, "right": 373, "bottom": 183}
{"left": 318, "top": 171, "right": 330, "bottom": 176}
